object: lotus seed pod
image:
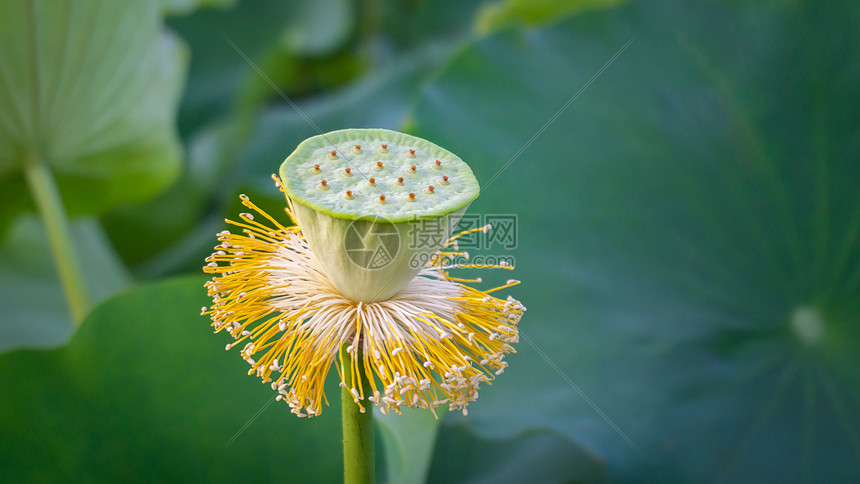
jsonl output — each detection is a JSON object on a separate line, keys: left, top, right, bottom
{"left": 279, "top": 128, "right": 479, "bottom": 302}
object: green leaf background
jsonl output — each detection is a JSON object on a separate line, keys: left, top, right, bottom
{"left": 0, "top": 215, "right": 129, "bottom": 352}
{"left": 409, "top": 0, "right": 860, "bottom": 481}
{"left": 0, "top": 277, "right": 344, "bottom": 482}
{"left": 0, "top": 0, "right": 186, "bottom": 226}
{"left": 1, "top": 0, "right": 858, "bottom": 482}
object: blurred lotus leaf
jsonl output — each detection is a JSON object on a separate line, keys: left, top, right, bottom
{"left": 160, "top": 0, "right": 237, "bottom": 16}
{"left": 476, "top": 0, "right": 624, "bottom": 33}
{"left": 410, "top": 0, "right": 860, "bottom": 481}
{"left": 0, "top": 215, "right": 129, "bottom": 353}
{"left": 428, "top": 424, "right": 609, "bottom": 484}
{"left": 0, "top": 277, "right": 344, "bottom": 481}
{"left": 0, "top": 0, "right": 187, "bottom": 229}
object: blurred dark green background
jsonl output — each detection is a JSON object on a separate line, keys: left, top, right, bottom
{"left": 1, "top": 0, "right": 858, "bottom": 482}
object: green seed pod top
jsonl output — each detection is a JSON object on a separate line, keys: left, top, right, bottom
{"left": 279, "top": 128, "right": 479, "bottom": 223}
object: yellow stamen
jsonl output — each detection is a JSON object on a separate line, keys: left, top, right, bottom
{"left": 203, "top": 182, "right": 524, "bottom": 418}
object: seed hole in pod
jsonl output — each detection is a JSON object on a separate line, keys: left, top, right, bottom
{"left": 441, "top": 175, "right": 449, "bottom": 184}
{"left": 369, "top": 177, "right": 376, "bottom": 186}
{"left": 328, "top": 150, "right": 337, "bottom": 160}
{"left": 375, "top": 161, "right": 383, "bottom": 171}
{"left": 407, "top": 149, "right": 416, "bottom": 158}
{"left": 378, "top": 194, "right": 386, "bottom": 203}
{"left": 426, "top": 185, "right": 435, "bottom": 194}
{"left": 344, "top": 190, "right": 354, "bottom": 200}
{"left": 312, "top": 164, "right": 321, "bottom": 174}
{"left": 319, "top": 179, "right": 329, "bottom": 190}
{"left": 353, "top": 144, "right": 362, "bottom": 153}
{"left": 434, "top": 160, "right": 442, "bottom": 169}
{"left": 397, "top": 177, "right": 404, "bottom": 185}
{"left": 407, "top": 192, "right": 416, "bottom": 202}
{"left": 344, "top": 167, "right": 352, "bottom": 176}
{"left": 378, "top": 144, "right": 388, "bottom": 153}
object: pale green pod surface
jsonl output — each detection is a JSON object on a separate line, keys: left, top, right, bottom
{"left": 279, "top": 128, "right": 480, "bottom": 302}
